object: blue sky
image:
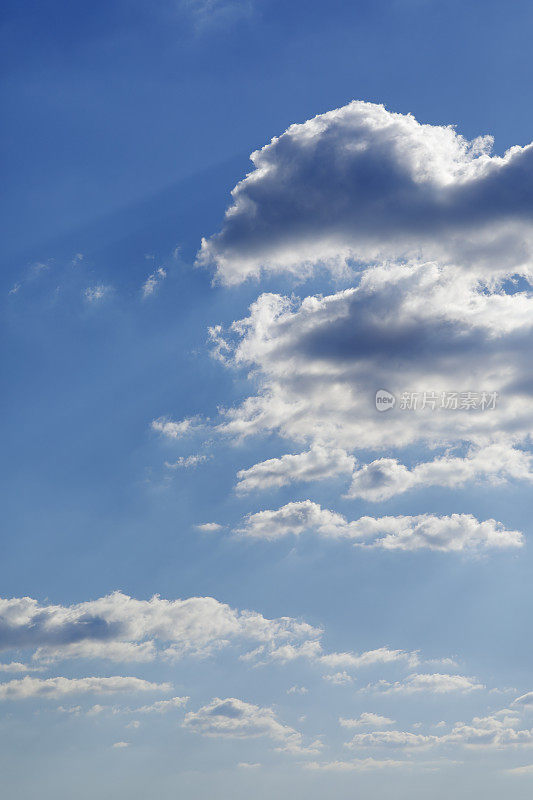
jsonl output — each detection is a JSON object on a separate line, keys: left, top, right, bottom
{"left": 3, "top": 2, "right": 533, "bottom": 798}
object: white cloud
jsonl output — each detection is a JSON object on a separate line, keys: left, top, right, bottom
{"left": 133, "top": 696, "right": 189, "bottom": 714}
{"left": 198, "top": 101, "right": 533, "bottom": 285}
{"left": 235, "top": 446, "right": 355, "bottom": 493}
{"left": 447, "top": 710, "right": 533, "bottom": 748}
{"left": 0, "top": 591, "right": 320, "bottom": 666}
{"left": 165, "top": 454, "right": 210, "bottom": 469}
{"left": 343, "top": 709, "right": 533, "bottom": 752}
{"left": 0, "top": 592, "right": 464, "bottom": 699}
{"left": 142, "top": 267, "right": 167, "bottom": 298}
{"left": 346, "top": 730, "right": 437, "bottom": 749}
{"left": 151, "top": 416, "right": 200, "bottom": 438}
{"left": 340, "top": 712, "right": 395, "bottom": 728}
{"left": 0, "top": 676, "right": 170, "bottom": 701}
{"left": 512, "top": 691, "right": 533, "bottom": 707}
{"left": 324, "top": 671, "right": 353, "bottom": 686}
{"left": 212, "top": 264, "right": 533, "bottom": 457}
{"left": 506, "top": 764, "right": 533, "bottom": 774}
{"left": 0, "top": 662, "right": 38, "bottom": 673}
{"left": 287, "top": 685, "right": 308, "bottom": 695}
{"left": 112, "top": 741, "right": 130, "bottom": 749}
{"left": 84, "top": 284, "right": 111, "bottom": 302}
{"left": 368, "top": 673, "right": 484, "bottom": 695}
{"left": 305, "top": 757, "right": 411, "bottom": 772}
{"left": 347, "top": 443, "right": 533, "bottom": 502}
{"left": 83, "top": 695, "right": 189, "bottom": 717}
{"left": 183, "top": 697, "right": 321, "bottom": 755}
{"left": 194, "top": 522, "right": 224, "bottom": 532}
{"left": 234, "top": 501, "right": 523, "bottom": 552}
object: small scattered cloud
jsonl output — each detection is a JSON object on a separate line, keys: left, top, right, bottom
{"left": 194, "top": 522, "right": 223, "bottom": 532}
{"left": 134, "top": 696, "right": 189, "bottom": 714}
{"left": 151, "top": 416, "right": 201, "bottom": 439}
{"left": 323, "top": 672, "right": 353, "bottom": 686}
{"left": 84, "top": 284, "right": 112, "bottom": 303}
{"left": 367, "top": 673, "right": 484, "bottom": 695}
{"left": 165, "top": 454, "right": 211, "bottom": 469}
{"left": 142, "top": 267, "right": 167, "bottom": 298}
{"left": 340, "top": 712, "right": 395, "bottom": 728}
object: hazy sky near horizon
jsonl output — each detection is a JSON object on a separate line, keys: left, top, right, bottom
{"left": 3, "top": 2, "right": 533, "bottom": 798}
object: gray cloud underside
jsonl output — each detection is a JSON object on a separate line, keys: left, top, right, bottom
{"left": 199, "top": 101, "right": 533, "bottom": 284}
{"left": 0, "top": 592, "right": 422, "bottom": 676}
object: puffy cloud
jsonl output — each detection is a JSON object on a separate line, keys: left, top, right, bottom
{"left": 213, "top": 263, "right": 533, "bottom": 455}
{"left": 234, "top": 500, "right": 522, "bottom": 552}
{"left": 368, "top": 673, "right": 484, "bottom": 695}
{"left": 0, "top": 591, "right": 418, "bottom": 680}
{"left": 0, "top": 591, "right": 320, "bottom": 665}
{"left": 447, "top": 711, "right": 533, "bottom": 748}
{"left": 198, "top": 109, "right": 533, "bottom": 510}
{"left": 344, "top": 710, "right": 533, "bottom": 752}
{"left": 347, "top": 443, "right": 533, "bottom": 502}
{"left": 0, "top": 661, "right": 39, "bottom": 673}
{"left": 340, "top": 712, "right": 395, "bottom": 728}
{"left": 183, "top": 697, "right": 321, "bottom": 755}
{"left": 235, "top": 446, "right": 355, "bottom": 493}
{"left": 0, "top": 676, "right": 170, "bottom": 701}
{"left": 198, "top": 101, "right": 533, "bottom": 285}
{"left": 151, "top": 416, "right": 200, "bottom": 438}
{"left": 234, "top": 500, "right": 354, "bottom": 541}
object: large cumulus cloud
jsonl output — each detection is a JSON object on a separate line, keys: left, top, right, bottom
{"left": 198, "top": 101, "right": 533, "bottom": 284}
{"left": 213, "top": 261, "right": 533, "bottom": 457}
